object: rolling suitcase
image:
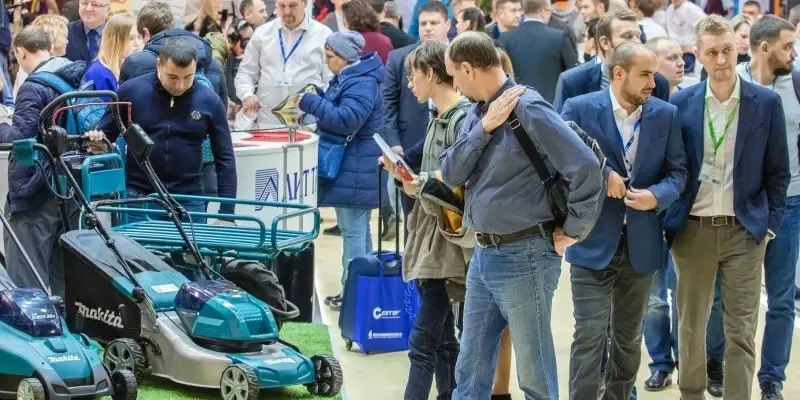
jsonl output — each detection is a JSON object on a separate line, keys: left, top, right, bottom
{"left": 338, "top": 166, "right": 419, "bottom": 353}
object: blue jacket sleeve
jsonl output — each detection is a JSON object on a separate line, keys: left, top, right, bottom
{"left": 553, "top": 71, "right": 571, "bottom": 113}
{"left": 646, "top": 105, "right": 687, "bottom": 213}
{"left": 299, "top": 80, "right": 377, "bottom": 137}
{"left": 209, "top": 97, "right": 238, "bottom": 215}
{"left": 764, "top": 95, "right": 790, "bottom": 235}
{"left": 382, "top": 50, "right": 404, "bottom": 147}
{"left": 402, "top": 138, "right": 425, "bottom": 173}
{"left": 208, "top": 58, "right": 229, "bottom": 110}
{"left": 518, "top": 97, "right": 602, "bottom": 240}
{"left": 0, "top": 85, "right": 45, "bottom": 143}
{"left": 439, "top": 111, "right": 493, "bottom": 187}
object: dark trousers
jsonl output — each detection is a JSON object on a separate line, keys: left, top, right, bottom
{"left": 400, "top": 191, "right": 414, "bottom": 241}
{"left": 569, "top": 237, "right": 655, "bottom": 400}
{"left": 404, "top": 279, "right": 459, "bottom": 400}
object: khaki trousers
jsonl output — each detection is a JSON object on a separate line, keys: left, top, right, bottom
{"left": 672, "top": 218, "right": 767, "bottom": 400}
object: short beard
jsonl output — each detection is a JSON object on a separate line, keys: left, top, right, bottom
{"left": 768, "top": 52, "right": 793, "bottom": 77}
{"left": 622, "top": 77, "right": 648, "bottom": 106}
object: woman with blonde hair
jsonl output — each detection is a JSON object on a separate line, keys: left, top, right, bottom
{"left": 82, "top": 12, "right": 141, "bottom": 91}
{"left": 13, "top": 14, "right": 69, "bottom": 99}
{"left": 185, "top": 0, "right": 229, "bottom": 64}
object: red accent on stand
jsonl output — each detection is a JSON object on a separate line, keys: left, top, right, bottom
{"left": 241, "top": 130, "right": 312, "bottom": 142}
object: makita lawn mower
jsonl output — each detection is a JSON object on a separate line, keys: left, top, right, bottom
{"left": 0, "top": 139, "right": 137, "bottom": 399}
{"left": 25, "top": 91, "right": 343, "bottom": 399}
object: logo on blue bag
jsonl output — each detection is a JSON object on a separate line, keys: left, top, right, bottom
{"left": 254, "top": 168, "right": 280, "bottom": 209}
{"left": 368, "top": 330, "right": 403, "bottom": 340}
{"left": 372, "top": 307, "right": 401, "bottom": 320}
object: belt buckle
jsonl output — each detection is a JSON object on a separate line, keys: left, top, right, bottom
{"left": 475, "top": 232, "right": 500, "bottom": 248}
{"left": 710, "top": 216, "right": 728, "bottom": 227}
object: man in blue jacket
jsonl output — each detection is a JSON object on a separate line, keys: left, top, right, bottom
{"left": 665, "top": 15, "right": 790, "bottom": 400}
{"left": 120, "top": 2, "right": 228, "bottom": 198}
{"left": 553, "top": 8, "right": 670, "bottom": 112}
{"left": 561, "top": 42, "right": 687, "bottom": 400}
{"left": 92, "top": 37, "right": 237, "bottom": 220}
{"left": 0, "top": 26, "right": 88, "bottom": 296}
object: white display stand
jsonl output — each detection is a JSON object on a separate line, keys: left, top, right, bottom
{"left": 208, "top": 129, "right": 319, "bottom": 232}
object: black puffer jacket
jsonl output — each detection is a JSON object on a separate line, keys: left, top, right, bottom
{"left": 0, "top": 58, "right": 86, "bottom": 213}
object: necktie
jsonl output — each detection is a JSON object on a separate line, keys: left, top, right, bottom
{"left": 88, "top": 29, "right": 99, "bottom": 61}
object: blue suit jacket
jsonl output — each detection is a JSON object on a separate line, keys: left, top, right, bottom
{"left": 65, "top": 20, "right": 90, "bottom": 63}
{"left": 562, "top": 90, "right": 687, "bottom": 273}
{"left": 381, "top": 43, "right": 429, "bottom": 150}
{"left": 553, "top": 62, "right": 670, "bottom": 112}
{"left": 664, "top": 81, "right": 790, "bottom": 244}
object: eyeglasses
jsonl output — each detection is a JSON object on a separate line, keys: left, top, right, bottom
{"left": 79, "top": 1, "right": 109, "bottom": 8}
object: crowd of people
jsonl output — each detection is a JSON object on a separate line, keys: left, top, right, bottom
{"left": 0, "top": 0, "right": 798, "bottom": 398}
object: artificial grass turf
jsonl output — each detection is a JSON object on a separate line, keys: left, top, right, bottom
{"left": 130, "top": 322, "right": 343, "bottom": 400}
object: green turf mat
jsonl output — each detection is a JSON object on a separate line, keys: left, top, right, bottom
{"left": 132, "top": 322, "right": 343, "bottom": 400}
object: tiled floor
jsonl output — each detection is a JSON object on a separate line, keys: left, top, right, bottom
{"left": 313, "top": 208, "right": 800, "bottom": 399}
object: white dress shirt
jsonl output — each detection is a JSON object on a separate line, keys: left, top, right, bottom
{"left": 234, "top": 16, "right": 333, "bottom": 127}
{"left": 609, "top": 88, "right": 642, "bottom": 174}
{"left": 690, "top": 76, "right": 741, "bottom": 217}
{"left": 665, "top": 1, "right": 706, "bottom": 47}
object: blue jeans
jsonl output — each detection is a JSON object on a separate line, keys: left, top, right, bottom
{"left": 758, "top": 195, "right": 800, "bottom": 385}
{"left": 453, "top": 234, "right": 561, "bottom": 400}
{"left": 335, "top": 207, "right": 372, "bottom": 288}
{"left": 644, "top": 255, "right": 726, "bottom": 374}
{"left": 404, "top": 279, "right": 459, "bottom": 400}
{"left": 125, "top": 187, "right": 207, "bottom": 224}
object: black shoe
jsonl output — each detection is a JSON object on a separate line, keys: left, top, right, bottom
{"left": 323, "top": 225, "right": 341, "bottom": 236}
{"left": 644, "top": 371, "right": 672, "bottom": 391}
{"left": 707, "top": 359, "right": 724, "bottom": 398}
{"left": 324, "top": 293, "right": 341, "bottom": 306}
{"left": 761, "top": 381, "right": 783, "bottom": 400}
{"left": 490, "top": 395, "right": 511, "bottom": 400}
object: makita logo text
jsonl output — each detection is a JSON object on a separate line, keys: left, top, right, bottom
{"left": 47, "top": 354, "right": 80, "bottom": 364}
{"left": 75, "top": 302, "right": 124, "bottom": 329}
{"left": 372, "top": 307, "right": 401, "bottom": 320}
{"left": 264, "top": 357, "right": 296, "bottom": 365}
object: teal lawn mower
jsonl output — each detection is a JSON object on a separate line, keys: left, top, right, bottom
{"left": 23, "top": 91, "right": 343, "bottom": 399}
{"left": 0, "top": 141, "right": 137, "bottom": 399}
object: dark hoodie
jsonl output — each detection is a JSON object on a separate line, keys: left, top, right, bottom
{"left": 119, "top": 29, "right": 228, "bottom": 109}
{"left": 97, "top": 72, "right": 237, "bottom": 214}
{"left": 0, "top": 58, "right": 86, "bottom": 213}
{"left": 299, "top": 52, "right": 385, "bottom": 209}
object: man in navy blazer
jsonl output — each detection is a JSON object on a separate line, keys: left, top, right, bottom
{"left": 382, "top": 1, "right": 449, "bottom": 218}
{"left": 562, "top": 42, "right": 687, "bottom": 400}
{"left": 65, "top": 0, "right": 109, "bottom": 63}
{"left": 553, "top": 8, "right": 670, "bottom": 112}
{"left": 664, "top": 15, "right": 790, "bottom": 400}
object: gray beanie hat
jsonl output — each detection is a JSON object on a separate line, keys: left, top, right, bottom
{"left": 326, "top": 30, "right": 365, "bottom": 63}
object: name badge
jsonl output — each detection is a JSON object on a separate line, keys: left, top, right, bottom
{"left": 699, "top": 161, "right": 722, "bottom": 185}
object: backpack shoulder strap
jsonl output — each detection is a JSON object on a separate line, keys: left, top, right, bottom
{"left": 508, "top": 110, "right": 555, "bottom": 189}
{"left": 444, "top": 106, "right": 468, "bottom": 147}
{"left": 28, "top": 71, "right": 75, "bottom": 95}
{"left": 792, "top": 69, "right": 800, "bottom": 104}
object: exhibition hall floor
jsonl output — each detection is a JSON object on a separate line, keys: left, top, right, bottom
{"left": 313, "top": 208, "right": 800, "bottom": 400}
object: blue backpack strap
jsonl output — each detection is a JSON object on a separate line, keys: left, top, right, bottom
{"left": 28, "top": 71, "right": 75, "bottom": 95}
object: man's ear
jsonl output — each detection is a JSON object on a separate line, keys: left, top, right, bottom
{"left": 142, "top": 28, "right": 151, "bottom": 43}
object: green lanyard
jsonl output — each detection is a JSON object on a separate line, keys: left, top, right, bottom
{"left": 704, "top": 98, "right": 740, "bottom": 158}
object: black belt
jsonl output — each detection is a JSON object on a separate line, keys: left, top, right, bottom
{"left": 688, "top": 215, "right": 737, "bottom": 227}
{"left": 475, "top": 221, "right": 556, "bottom": 248}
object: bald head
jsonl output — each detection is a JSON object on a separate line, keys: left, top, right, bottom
{"left": 609, "top": 42, "right": 657, "bottom": 106}
{"left": 609, "top": 41, "right": 657, "bottom": 76}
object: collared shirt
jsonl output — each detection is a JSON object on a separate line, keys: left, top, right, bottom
{"left": 609, "top": 88, "right": 642, "bottom": 172}
{"left": 601, "top": 62, "right": 610, "bottom": 90}
{"left": 439, "top": 77, "right": 603, "bottom": 237}
{"left": 665, "top": 1, "right": 706, "bottom": 46}
{"left": 234, "top": 15, "right": 332, "bottom": 127}
{"left": 84, "top": 23, "right": 103, "bottom": 51}
{"left": 691, "top": 76, "right": 741, "bottom": 217}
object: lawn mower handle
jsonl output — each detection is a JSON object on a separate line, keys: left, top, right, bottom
{"left": 38, "top": 91, "right": 128, "bottom": 137}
